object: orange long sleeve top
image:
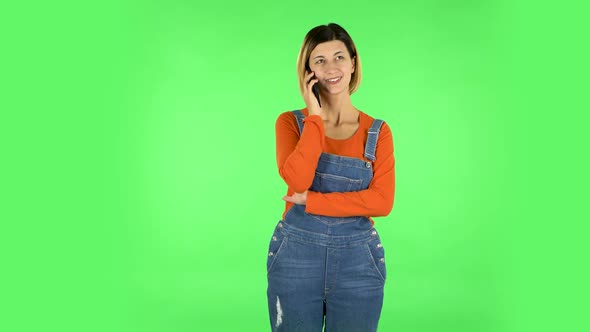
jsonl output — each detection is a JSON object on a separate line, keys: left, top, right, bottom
{"left": 275, "top": 108, "right": 395, "bottom": 222}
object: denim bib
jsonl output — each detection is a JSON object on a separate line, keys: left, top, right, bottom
{"left": 283, "top": 110, "right": 384, "bottom": 236}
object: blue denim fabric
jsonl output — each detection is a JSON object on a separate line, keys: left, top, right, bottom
{"left": 267, "top": 110, "right": 387, "bottom": 331}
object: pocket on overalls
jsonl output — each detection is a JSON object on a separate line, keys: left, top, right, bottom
{"left": 312, "top": 172, "right": 364, "bottom": 193}
{"left": 365, "top": 229, "right": 387, "bottom": 282}
{"left": 266, "top": 223, "right": 287, "bottom": 275}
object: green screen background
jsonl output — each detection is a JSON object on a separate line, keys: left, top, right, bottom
{"left": 2, "top": 0, "right": 588, "bottom": 331}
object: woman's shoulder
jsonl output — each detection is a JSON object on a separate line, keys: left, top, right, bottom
{"left": 275, "top": 109, "right": 309, "bottom": 133}
{"left": 358, "top": 109, "right": 372, "bottom": 122}
{"left": 358, "top": 110, "right": 392, "bottom": 134}
{"left": 358, "top": 109, "right": 390, "bottom": 122}
{"left": 277, "top": 108, "right": 309, "bottom": 118}
{"left": 358, "top": 110, "right": 387, "bottom": 125}
{"left": 276, "top": 108, "right": 309, "bottom": 124}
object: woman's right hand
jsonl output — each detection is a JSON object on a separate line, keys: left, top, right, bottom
{"left": 302, "top": 71, "right": 322, "bottom": 117}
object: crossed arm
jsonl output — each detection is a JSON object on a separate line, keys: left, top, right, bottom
{"left": 275, "top": 111, "right": 395, "bottom": 217}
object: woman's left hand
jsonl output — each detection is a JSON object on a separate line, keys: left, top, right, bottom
{"left": 282, "top": 190, "right": 308, "bottom": 205}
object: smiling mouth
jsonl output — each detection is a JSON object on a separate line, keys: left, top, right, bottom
{"left": 326, "top": 77, "right": 342, "bottom": 84}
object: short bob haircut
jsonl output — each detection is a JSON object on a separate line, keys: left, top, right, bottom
{"left": 296, "top": 23, "right": 362, "bottom": 95}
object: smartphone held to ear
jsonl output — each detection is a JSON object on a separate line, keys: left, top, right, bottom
{"left": 312, "top": 82, "right": 321, "bottom": 107}
{"left": 306, "top": 66, "right": 321, "bottom": 107}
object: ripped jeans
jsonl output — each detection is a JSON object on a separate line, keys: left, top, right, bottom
{"left": 266, "top": 219, "right": 386, "bottom": 332}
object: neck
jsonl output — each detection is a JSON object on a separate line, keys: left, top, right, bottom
{"left": 320, "top": 92, "right": 357, "bottom": 125}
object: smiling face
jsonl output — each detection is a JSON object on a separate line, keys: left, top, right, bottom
{"left": 296, "top": 23, "right": 362, "bottom": 95}
{"left": 308, "top": 40, "right": 356, "bottom": 96}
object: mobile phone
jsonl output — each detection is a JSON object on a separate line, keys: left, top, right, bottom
{"left": 312, "top": 82, "right": 321, "bottom": 108}
{"left": 306, "top": 66, "right": 321, "bottom": 107}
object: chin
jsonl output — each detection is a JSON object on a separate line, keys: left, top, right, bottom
{"left": 326, "top": 86, "right": 349, "bottom": 96}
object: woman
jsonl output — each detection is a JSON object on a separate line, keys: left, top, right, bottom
{"left": 267, "top": 23, "right": 395, "bottom": 332}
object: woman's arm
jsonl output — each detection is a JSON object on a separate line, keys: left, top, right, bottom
{"left": 305, "top": 122, "right": 395, "bottom": 217}
{"left": 275, "top": 111, "right": 325, "bottom": 193}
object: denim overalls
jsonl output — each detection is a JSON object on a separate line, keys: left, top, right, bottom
{"left": 267, "top": 110, "right": 387, "bottom": 332}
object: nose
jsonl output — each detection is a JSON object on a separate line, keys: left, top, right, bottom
{"left": 323, "top": 61, "right": 339, "bottom": 76}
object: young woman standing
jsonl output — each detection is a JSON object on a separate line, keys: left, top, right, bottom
{"left": 267, "top": 23, "right": 395, "bottom": 332}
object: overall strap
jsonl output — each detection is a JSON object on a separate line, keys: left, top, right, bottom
{"left": 364, "top": 119, "right": 385, "bottom": 161}
{"left": 291, "top": 110, "right": 305, "bottom": 136}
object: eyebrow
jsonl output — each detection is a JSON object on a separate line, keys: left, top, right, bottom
{"left": 313, "top": 50, "right": 345, "bottom": 59}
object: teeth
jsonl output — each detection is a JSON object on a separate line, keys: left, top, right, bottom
{"left": 327, "top": 77, "right": 341, "bottom": 82}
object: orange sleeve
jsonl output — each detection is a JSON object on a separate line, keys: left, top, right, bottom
{"left": 275, "top": 110, "right": 325, "bottom": 193}
{"left": 305, "top": 122, "right": 395, "bottom": 217}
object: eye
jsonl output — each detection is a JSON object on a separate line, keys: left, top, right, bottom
{"left": 336, "top": 55, "right": 345, "bottom": 60}
{"left": 315, "top": 59, "right": 325, "bottom": 64}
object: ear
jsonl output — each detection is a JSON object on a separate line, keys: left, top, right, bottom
{"left": 351, "top": 56, "right": 356, "bottom": 73}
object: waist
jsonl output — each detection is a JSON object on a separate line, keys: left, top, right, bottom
{"left": 276, "top": 220, "right": 378, "bottom": 248}
{"left": 281, "top": 204, "right": 373, "bottom": 237}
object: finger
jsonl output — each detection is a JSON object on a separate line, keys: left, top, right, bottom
{"left": 301, "top": 72, "right": 315, "bottom": 93}
{"left": 306, "top": 78, "right": 319, "bottom": 94}
{"left": 307, "top": 77, "right": 318, "bottom": 86}
{"left": 305, "top": 71, "right": 318, "bottom": 84}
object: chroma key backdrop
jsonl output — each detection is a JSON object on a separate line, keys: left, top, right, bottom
{"left": 2, "top": 0, "right": 588, "bottom": 331}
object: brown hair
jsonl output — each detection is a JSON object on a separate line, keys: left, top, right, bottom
{"left": 296, "top": 23, "right": 362, "bottom": 95}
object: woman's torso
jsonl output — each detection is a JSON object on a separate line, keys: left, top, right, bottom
{"left": 281, "top": 109, "right": 384, "bottom": 236}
